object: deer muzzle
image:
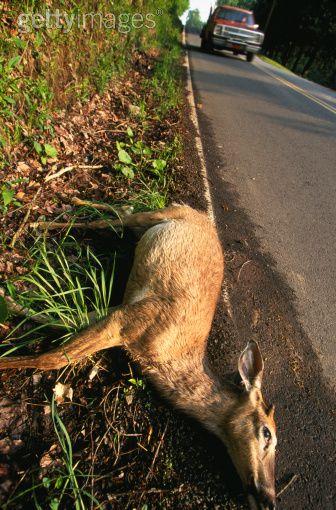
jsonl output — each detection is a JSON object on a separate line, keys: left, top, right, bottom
{"left": 247, "top": 482, "right": 276, "bottom": 510}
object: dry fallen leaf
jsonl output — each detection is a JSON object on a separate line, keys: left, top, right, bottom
{"left": 128, "top": 104, "right": 141, "bottom": 117}
{"left": 125, "top": 393, "right": 133, "bottom": 406}
{"left": 53, "top": 382, "right": 73, "bottom": 404}
{"left": 44, "top": 405, "right": 51, "bottom": 415}
{"left": 16, "top": 191, "right": 25, "bottom": 200}
{"left": 0, "top": 438, "right": 23, "bottom": 455}
{"left": 16, "top": 162, "right": 30, "bottom": 173}
{"left": 32, "top": 373, "right": 42, "bottom": 386}
{"left": 39, "top": 444, "right": 58, "bottom": 469}
{"left": 88, "top": 366, "right": 99, "bottom": 381}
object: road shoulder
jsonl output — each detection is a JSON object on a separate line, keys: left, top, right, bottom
{"left": 186, "top": 39, "right": 336, "bottom": 509}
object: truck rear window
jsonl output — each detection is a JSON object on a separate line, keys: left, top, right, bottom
{"left": 217, "top": 8, "right": 254, "bottom": 25}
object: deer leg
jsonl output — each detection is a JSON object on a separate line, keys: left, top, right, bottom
{"left": 0, "top": 308, "right": 125, "bottom": 371}
{"left": 30, "top": 219, "right": 117, "bottom": 231}
{"left": 30, "top": 205, "right": 190, "bottom": 232}
{"left": 0, "top": 300, "right": 161, "bottom": 371}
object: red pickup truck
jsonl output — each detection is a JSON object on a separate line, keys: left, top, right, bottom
{"left": 200, "top": 5, "right": 264, "bottom": 62}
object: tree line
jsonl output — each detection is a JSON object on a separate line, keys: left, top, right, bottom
{"left": 254, "top": 0, "right": 336, "bottom": 87}
{"left": 188, "top": 0, "right": 336, "bottom": 88}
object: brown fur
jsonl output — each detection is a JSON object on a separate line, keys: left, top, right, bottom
{"left": 0, "top": 205, "right": 276, "bottom": 509}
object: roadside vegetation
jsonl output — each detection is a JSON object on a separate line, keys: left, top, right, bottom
{"left": 0, "top": 1, "right": 227, "bottom": 509}
{"left": 185, "top": 9, "right": 204, "bottom": 34}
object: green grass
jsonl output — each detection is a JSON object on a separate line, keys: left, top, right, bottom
{"left": 112, "top": 126, "right": 178, "bottom": 210}
{"left": 259, "top": 55, "right": 294, "bottom": 74}
{"left": 1, "top": 232, "right": 116, "bottom": 357}
{"left": 50, "top": 395, "right": 99, "bottom": 510}
{"left": 0, "top": 0, "right": 184, "bottom": 168}
{"left": 149, "top": 45, "right": 183, "bottom": 116}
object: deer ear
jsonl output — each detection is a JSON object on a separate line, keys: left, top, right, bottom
{"left": 238, "top": 340, "right": 264, "bottom": 391}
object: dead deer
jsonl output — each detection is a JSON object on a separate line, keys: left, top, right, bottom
{"left": 0, "top": 204, "right": 277, "bottom": 509}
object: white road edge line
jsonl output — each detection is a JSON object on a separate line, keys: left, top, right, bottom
{"left": 183, "top": 31, "right": 215, "bottom": 222}
{"left": 183, "top": 31, "right": 233, "bottom": 317}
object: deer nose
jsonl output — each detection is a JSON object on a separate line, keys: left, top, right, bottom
{"left": 247, "top": 483, "right": 276, "bottom": 510}
{"left": 247, "top": 493, "right": 276, "bottom": 510}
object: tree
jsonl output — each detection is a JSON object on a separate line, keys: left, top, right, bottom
{"left": 216, "top": 0, "right": 256, "bottom": 8}
{"left": 185, "top": 9, "right": 204, "bottom": 33}
{"left": 253, "top": 0, "right": 336, "bottom": 87}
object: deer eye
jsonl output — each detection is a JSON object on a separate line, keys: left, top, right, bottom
{"left": 263, "top": 426, "right": 272, "bottom": 441}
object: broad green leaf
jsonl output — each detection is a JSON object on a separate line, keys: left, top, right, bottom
{"left": 0, "top": 296, "right": 8, "bottom": 323}
{"left": 42, "top": 477, "right": 51, "bottom": 489}
{"left": 2, "top": 188, "right": 14, "bottom": 207}
{"left": 34, "top": 141, "right": 42, "bottom": 154}
{"left": 116, "top": 141, "right": 125, "bottom": 151}
{"left": 152, "top": 159, "right": 167, "bottom": 171}
{"left": 44, "top": 144, "right": 57, "bottom": 158}
{"left": 131, "top": 146, "right": 142, "bottom": 155}
{"left": 3, "top": 96, "right": 15, "bottom": 105}
{"left": 34, "top": 33, "right": 43, "bottom": 48}
{"left": 118, "top": 149, "right": 132, "bottom": 165}
{"left": 121, "top": 166, "right": 134, "bottom": 179}
{"left": 127, "top": 127, "right": 134, "bottom": 138}
{"left": 49, "top": 498, "right": 60, "bottom": 510}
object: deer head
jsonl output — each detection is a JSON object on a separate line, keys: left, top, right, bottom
{"left": 215, "top": 341, "right": 277, "bottom": 510}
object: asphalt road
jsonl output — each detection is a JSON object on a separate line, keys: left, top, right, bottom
{"left": 185, "top": 32, "right": 336, "bottom": 510}
{"left": 187, "top": 33, "right": 336, "bottom": 389}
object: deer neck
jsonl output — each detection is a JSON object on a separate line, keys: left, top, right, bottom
{"left": 145, "top": 350, "right": 235, "bottom": 435}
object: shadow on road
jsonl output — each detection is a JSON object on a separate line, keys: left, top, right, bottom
{"left": 186, "top": 42, "right": 246, "bottom": 63}
{"left": 186, "top": 46, "right": 336, "bottom": 127}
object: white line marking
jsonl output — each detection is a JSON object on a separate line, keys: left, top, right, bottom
{"left": 183, "top": 31, "right": 214, "bottom": 222}
{"left": 183, "top": 32, "right": 233, "bottom": 318}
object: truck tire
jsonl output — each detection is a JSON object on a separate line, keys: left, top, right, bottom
{"left": 201, "top": 37, "right": 213, "bottom": 53}
{"left": 246, "top": 52, "right": 255, "bottom": 62}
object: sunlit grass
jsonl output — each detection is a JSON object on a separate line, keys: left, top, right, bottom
{"left": 1, "top": 233, "right": 116, "bottom": 357}
{"left": 259, "top": 55, "right": 294, "bottom": 74}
